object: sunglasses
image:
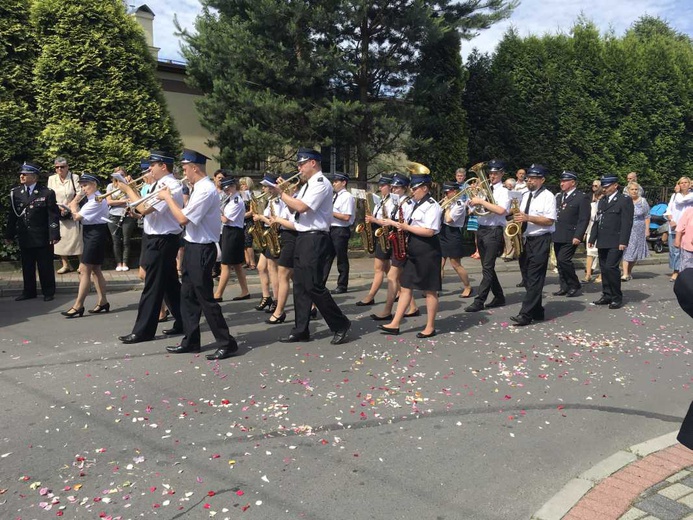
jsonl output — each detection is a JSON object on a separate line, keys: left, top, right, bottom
{"left": 55, "top": 165, "right": 67, "bottom": 169}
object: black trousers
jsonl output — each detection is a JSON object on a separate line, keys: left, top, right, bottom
{"left": 107, "top": 215, "right": 137, "bottom": 265}
{"left": 323, "top": 226, "right": 351, "bottom": 289}
{"left": 294, "top": 232, "right": 350, "bottom": 336}
{"left": 20, "top": 245, "right": 56, "bottom": 297}
{"left": 180, "top": 242, "right": 233, "bottom": 349}
{"left": 131, "top": 234, "right": 183, "bottom": 339}
{"left": 598, "top": 247, "right": 624, "bottom": 303}
{"left": 473, "top": 226, "right": 505, "bottom": 305}
{"left": 518, "top": 234, "right": 551, "bottom": 318}
{"left": 554, "top": 242, "right": 580, "bottom": 291}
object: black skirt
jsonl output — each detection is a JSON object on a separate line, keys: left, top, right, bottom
{"left": 82, "top": 224, "right": 109, "bottom": 265}
{"left": 373, "top": 225, "right": 392, "bottom": 261}
{"left": 400, "top": 234, "right": 442, "bottom": 291}
{"left": 221, "top": 226, "right": 245, "bottom": 265}
{"left": 278, "top": 229, "right": 298, "bottom": 268}
{"left": 439, "top": 224, "right": 465, "bottom": 258}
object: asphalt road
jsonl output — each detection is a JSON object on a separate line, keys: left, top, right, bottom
{"left": 0, "top": 263, "right": 691, "bottom": 520}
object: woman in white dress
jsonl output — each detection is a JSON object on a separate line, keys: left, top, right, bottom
{"left": 47, "top": 157, "right": 83, "bottom": 273}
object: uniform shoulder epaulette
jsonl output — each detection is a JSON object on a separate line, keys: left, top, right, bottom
{"left": 427, "top": 198, "right": 435, "bottom": 204}
{"left": 456, "top": 200, "right": 462, "bottom": 206}
{"left": 233, "top": 196, "right": 239, "bottom": 203}
{"left": 317, "top": 176, "right": 323, "bottom": 182}
{"left": 10, "top": 185, "right": 22, "bottom": 192}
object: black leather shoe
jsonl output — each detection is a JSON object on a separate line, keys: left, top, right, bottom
{"left": 118, "top": 333, "right": 153, "bottom": 344}
{"left": 485, "top": 298, "right": 506, "bottom": 309}
{"left": 206, "top": 340, "right": 239, "bottom": 360}
{"left": 166, "top": 344, "right": 201, "bottom": 354}
{"left": 330, "top": 321, "right": 351, "bottom": 345}
{"left": 370, "top": 313, "right": 393, "bottom": 321}
{"left": 15, "top": 294, "right": 36, "bottom": 301}
{"left": 592, "top": 297, "right": 612, "bottom": 306}
{"left": 355, "top": 299, "right": 375, "bottom": 306}
{"left": 465, "top": 302, "right": 484, "bottom": 312}
{"left": 162, "top": 327, "right": 184, "bottom": 336}
{"left": 552, "top": 290, "right": 568, "bottom": 296}
{"left": 516, "top": 282, "right": 526, "bottom": 288}
{"left": 510, "top": 314, "right": 533, "bottom": 326}
{"left": 331, "top": 287, "right": 347, "bottom": 294}
{"left": 279, "top": 332, "right": 310, "bottom": 343}
{"left": 378, "top": 325, "right": 400, "bottom": 335}
{"left": 265, "top": 312, "right": 286, "bottom": 324}
{"left": 416, "top": 330, "right": 437, "bottom": 338}
{"left": 43, "top": 295, "right": 55, "bottom": 302}
{"left": 404, "top": 309, "right": 421, "bottom": 318}
{"left": 565, "top": 288, "right": 580, "bottom": 297}
{"left": 608, "top": 301, "right": 623, "bottom": 309}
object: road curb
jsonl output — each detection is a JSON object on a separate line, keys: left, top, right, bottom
{"left": 531, "top": 431, "right": 680, "bottom": 520}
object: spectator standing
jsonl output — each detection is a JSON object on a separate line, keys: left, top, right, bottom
{"left": 664, "top": 177, "right": 693, "bottom": 281}
{"left": 621, "top": 182, "right": 650, "bottom": 280}
{"left": 674, "top": 206, "right": 693, "bottom": 272}
{"left": 106, "top": 168, "right": 137, "bottom": 271}
{"left": 47, "top": 156, "right": 82, "bottom": 273}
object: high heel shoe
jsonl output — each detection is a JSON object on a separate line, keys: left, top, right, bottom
{"left": 255, "top": 296, "right": 273, "bottom": 311}
{"left": 265, "top": 301, "right": 278, "bottom": 314}
{"left": 265, "top": 312, "right": 286, "bottom": 324}
{"left": 61, "top": 306, "right": 85, "bottom": 318}
{"left": 88, "top": 302, "right": 110, "bottom": 314}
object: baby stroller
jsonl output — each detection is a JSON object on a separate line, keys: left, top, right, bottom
{"left": 647, "top": 203, "right": 669, "bottom": 253}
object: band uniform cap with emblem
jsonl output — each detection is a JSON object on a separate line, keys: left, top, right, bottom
{"left": 527, "top": 164, "right": 549, "bottom": 178}
{"left": 390, "top": 172, "right": 411, "bottom": 187}
{"left": 180, "top": 149, "right": 209, "bottom": 165}
{"left": 148, "top": 151, "right": 175, "bottom": 165}
{"left": 560, "top": 170, "right": 578, "bottom": 181}
{"left": 220, "top": 176, "right": 237, "bottom": 189}
{"left": 260, "top": 173, "right": 279, "bottom": 186}
{"left": 378, "top": 174, "right": 394, "bottom": 185}
{"left": 296, "top": 148, "right": 322, "bottom": 164}
{"left": 410, "top": 174, "right": 432, "bottom": 188}
{"left": 332, "top": 172, "right": 349, "bottom": 182}
{"left": 78, "top": 173, "right": 100, "bottom": 185}
{"left": 139, "top": 159, "right": 150, "bottom": 171}
{"left": 19, "top": 162, "right": 41, "bottom": 175}
{"left": 600, "top": 175, "right": 618, "bottom": 187}
{"left": 488, "top": 159, "right": 506, "bottom": 172}
{"left": 442, "top": 181, "right": 459, "bottom": 192}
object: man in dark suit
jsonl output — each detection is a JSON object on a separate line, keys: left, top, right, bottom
{"left": 552, "top": 171, "right": 591, "bottom": 297}
{"left": 5, "top": 162, "right": 61, "bottom": 301}
{"left": 588, "top": 175, "right": 634, "bottom": 309}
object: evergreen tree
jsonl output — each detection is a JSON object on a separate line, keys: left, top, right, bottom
{"left": 31, "top": 0, "right": 181, "bottom": 176}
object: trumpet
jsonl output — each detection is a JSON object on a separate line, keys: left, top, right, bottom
{"left": 126, "top": 179, "right": 187, "bottom": 209}
{"left": 275, "top": 171, "right": 302, "bottom": 192}
{"left": 95, "top": 171, "right": 150, "bottom": 202}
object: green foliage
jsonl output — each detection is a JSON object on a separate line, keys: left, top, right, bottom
{"left": 31, "top": 0, "right": 181, "bottom": 177}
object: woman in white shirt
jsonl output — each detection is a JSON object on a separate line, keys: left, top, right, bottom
{"left": 665, "top": 177, "right": 693, "bottom": 281}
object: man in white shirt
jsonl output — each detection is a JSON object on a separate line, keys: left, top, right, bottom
{"left": 515, "top": 169, "right": 529, "bottom": 193}
{"left": 323, "top": 172, "right": 355, "bottom": 293}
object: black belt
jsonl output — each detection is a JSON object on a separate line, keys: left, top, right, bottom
{"left": 300, "top": 230, "right": 329, "bottom": 235}
{"left": 147, "top": 233, "right": 181, "bottom": 238}
{"left": 525, "top": 233, "right": 552, "bottom": 240}
{"left": 478, "top": 225, "right": 504, "bottom": 229}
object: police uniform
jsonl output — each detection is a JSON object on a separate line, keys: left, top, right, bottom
{"left": 439, "top": 182, "right": 466, "bottom": 259}
{"left": 220, "top": 177, "right": 246, "bottom": 266}
{"left": 77, "top": 175, "right": 111, "bottom": 266}
{"left": 286, "top": 149, "right": 350, "bottom": 341}
{"left": 372, "top": 175, "right": 395, "bottom": 261}
{"left": 261, "top": 194, "right": 284, "bottom": 260}
{"left": 388, "top": 173, "right": 413, "bottom": 268}
{"left": 6, "top": 162, "right": 60, "bottom": 300}
{"left": 514, "top": 165, "right": 557, "bottom": 325}
{"left": 120, "top": 152, "right": 184, "bottom": 343}
{"left": 323, "top": 173, "right": 355, "bottom": 292}
{"left": 552, "top": 171, "right": 591, "bottom": 295}
{"left": 175, "top": 151, "right": 237, "bottom": 355}
{"left": 467, "top": 159, "right": 511, "bottom": 310}
{"left": 589, "top": 176, "right": 634, "bottom": 308}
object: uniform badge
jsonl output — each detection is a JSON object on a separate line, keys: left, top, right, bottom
{"left": 234, "top": 196, "right": 239, "bottom": 203}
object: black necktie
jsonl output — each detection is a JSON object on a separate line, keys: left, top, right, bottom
{"left": 521, "top": 191, "right": 533, "bottom": 234}
{"left": 332, "top": 192, "right": 338, "bottom": 203}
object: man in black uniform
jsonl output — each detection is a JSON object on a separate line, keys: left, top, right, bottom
{"left": 5, "top": 162, "right": 60, "bottom": 301}
{"left": 552, "top": 171, "right": 591, "bottom": 297}
{"left": 323, "top": 172, "right": 355, "bottom": 294}
{"left": 269, "top": 148, "right": 351, "bottom": 345}
{"left": 588, "top": 175, "right": 634, "bottom": 309}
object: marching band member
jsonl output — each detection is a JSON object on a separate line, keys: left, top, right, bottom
{"left": 117, "top": 151, "right": 184, "bottom": 344}
{"left": 378, "top": 172, "right": 442, "bottom": 337}
{"left": 358, "top": 174, "right": 394, "bottom": 306}
{"left": 253, "top": 174, "right": 281, "bottom": 314}
{"left": 62, "top": 174, "right": 110, "bottom": 318}
{"left": 588, "top": 175, "right": 634, "bottom": 309}
{"left": 439, "top": 181, "right": 473, "bottom": 298}
{"left": 239, "top": 177, "right": 257, "bottom": 271}
{"left": 213, "top": 175, "right": 251, "bottom": 302}
{"left": 106, "top": 167, "right": 137, "bottom": 272}
{"left": 552, "top": 170, "right": 591, "bottom": 297}
{"left": 158, "top": 149, "right": 239, "bottom": 360}
{"left": 323, "top": 172, "right": 355, "bottom": 294}
{"left": 268, "top": 148, "right": 351, "bottom": 345}
{"left": 465, "top": 159, "right": 511, "bottom": 312}
{"left": 510, "top": 165, "right": 556, "bottom": 326}
{"left": 6, "top": 162, "right": 60, "bottom": 302}
{"left": 370, "top": 173, "right": 419, "bottom": 321}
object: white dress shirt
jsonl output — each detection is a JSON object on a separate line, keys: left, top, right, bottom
{"left": 476, "top": 182, "right": 510, "bottom": 227}
{"left": 331, "top": 188, "right": 356, "bottom": 227}
{"left": 144, "top": 174, "right": 184, "bottom": 235}
{"left": 445, "top": 199, "right": 467, "bottom": 228}
{"left": 521, "top": 187, "right": 557, "bottom": 236}
{"left": 79, "top": 193, "right": 110, "bottom": 225}
{"left": 222, "top": 194, "right": 245, "bottom": 228}
{"left": 183, "top": 177, "right": 222, "bottom": 244}
{"left": 373, "top": 194, "right": 395, "bottom": 221}
{"left": 409, "top": 195, "right": 442, "bottom": 233}
{"left": 665, "top": 192, "right": 693, "bottom": 225}
{"left": 294, "top": 172, "right": 332, "bottom": 232}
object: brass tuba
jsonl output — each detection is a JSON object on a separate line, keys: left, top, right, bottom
{"left": 355, "top": 193, "right": 376, "bottom": 254}
{"left": 504, "top": 198, "right": 523, "bottom": 258}
{"left": 466, "top": 162, "right": 495, "bottom": 216}
{"left": 406, "top": 162, "right": 431, "bottom": 176}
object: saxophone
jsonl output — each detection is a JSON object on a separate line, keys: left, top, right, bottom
{"left": 373, "top": 195, "right": 391, "bottom": 251}
{"left": 355, "top": 193, "right": 376, "bottom": 254}
{"left": 388, "top": 197, "right": 409, "bottom": 262}
{"left": 250, "top": 196, "right": 267, "bottom": 250}
{"left": 504, "top": 197, "right": 523, "bottom": 257}
{"left": 263, "top": 198, "right": 282, "bottom": 257}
